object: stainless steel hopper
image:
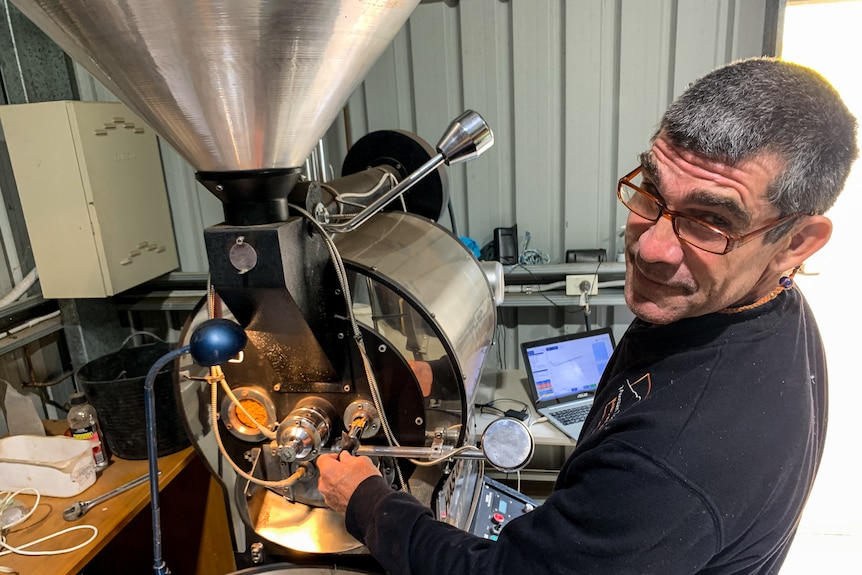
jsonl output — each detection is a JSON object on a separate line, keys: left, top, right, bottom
{"left": 10, "top": 0, "right": 420, "bottom": 173}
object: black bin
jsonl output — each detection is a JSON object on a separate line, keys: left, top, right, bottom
{"left": 75, "top": 341, "right": 190, "bottom": 459}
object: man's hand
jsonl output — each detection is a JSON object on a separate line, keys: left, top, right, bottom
{"left": 408, "top": 360, "right": 433, "bottom": 396}
{"left": 317, "top": 451, "right": 383, "bottom": 514}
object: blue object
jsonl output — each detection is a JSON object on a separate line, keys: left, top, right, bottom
{"left": 460, "top": 236, "right": 481, "bottom": 258}
{"left": 189, "top": 318, "right": 248, "bottom": 367}
{"left": 144, "top": 345, "right": 188, "bottom": 574}
{"left": 144, "top": 317, "right": 246, "bottom": 574}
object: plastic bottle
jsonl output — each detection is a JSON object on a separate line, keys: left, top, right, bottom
{"left": 68, "top": 392, "right": 111, "bottom": 470}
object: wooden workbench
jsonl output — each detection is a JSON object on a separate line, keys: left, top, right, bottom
{"left": 1, "top": 445, "right": 236, "bottom": 575}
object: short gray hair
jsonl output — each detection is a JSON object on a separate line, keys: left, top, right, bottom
{"left": 656, "top": 58, "right": 858, "bottom": 236}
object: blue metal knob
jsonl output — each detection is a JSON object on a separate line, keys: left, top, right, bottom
{"left": 189, "top": 318, "right": 247, "bottom": 367}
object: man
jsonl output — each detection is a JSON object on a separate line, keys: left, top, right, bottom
{"left": 317, "top": 58, "right": 858, "bottom": 574}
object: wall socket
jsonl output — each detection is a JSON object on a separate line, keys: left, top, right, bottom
{"left": 565, "top": 274, "right": 599, "bottom": 296}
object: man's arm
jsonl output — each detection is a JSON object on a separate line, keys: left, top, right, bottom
{"left": 318, "top": 440, "right": 720, "bottom": 575}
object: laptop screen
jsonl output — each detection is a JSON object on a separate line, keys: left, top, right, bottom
{"left": 520, "top": 328, "right": 615, "bottom": 403}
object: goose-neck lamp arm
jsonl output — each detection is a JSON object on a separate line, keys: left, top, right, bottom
{"left": 143, "top": 318, "right": 247, "bottom": 575}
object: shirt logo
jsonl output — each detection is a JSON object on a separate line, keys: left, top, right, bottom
{"left": 596, "top": 372, "right": 652, "bottom": 428}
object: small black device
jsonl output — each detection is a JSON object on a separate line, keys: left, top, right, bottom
{"left": 565, "top": 248, "right": 607, "bottom": 263}
{"left": 493, "top": 224, "right": 518, "bottom": 265}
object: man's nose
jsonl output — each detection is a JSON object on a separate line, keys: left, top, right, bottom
{"left": 635, "top": 213, "right": 685, "bottom": 263}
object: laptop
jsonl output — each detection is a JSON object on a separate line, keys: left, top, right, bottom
{"left": 520, "top": 327, "right": 615, "bottom": 441}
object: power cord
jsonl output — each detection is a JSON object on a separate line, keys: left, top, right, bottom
{"left": 529, "top": 416, "right": 549, "bottom": 428}
{"left": 0, "top": 488, "right": 98, "bottom": 566}
{"left": 476, "top": 398, "right": 529, "bottom": 421}
{"left": 506, "top": 264, "right": 560, "bottom": 307}
{"left": 518, "top": 231, "right": 550, "bottom": 265}
{"left": 583, "top": 259, "right": 604, "bottom": 331}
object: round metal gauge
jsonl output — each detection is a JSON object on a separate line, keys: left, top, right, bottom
{"left": 481, "top": 417, "right": 535, "bottom": 473}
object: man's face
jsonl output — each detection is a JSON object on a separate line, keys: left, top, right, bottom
{"left": 623, "top": 135, "right": 791, "bottom": 325}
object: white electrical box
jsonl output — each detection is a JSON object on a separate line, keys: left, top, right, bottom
{"left": 0, "top": 101, "right": 179, "bottom": 298}
{"left": 565, "top": 274, "right": 600, "bottom": 296}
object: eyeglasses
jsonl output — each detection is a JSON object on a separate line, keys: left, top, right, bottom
{"left": 617, "top": 166, "right": 800, "bottom": 255}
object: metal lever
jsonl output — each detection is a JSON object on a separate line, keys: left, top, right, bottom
{"left": 62, "top": 471, "right": 159, "bottom": 521}
{"left": 322, "top": 110, "right": 493, "bottom": 233}
{"left": 340, "top": 415, "right": 369, "bottom": 456}
{"left": 350, "top": 417, "right": 535, "bottom": 473}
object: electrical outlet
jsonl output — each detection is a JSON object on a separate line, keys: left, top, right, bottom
{"left": 565, "top": 274, "right": 599, "bottom": 296}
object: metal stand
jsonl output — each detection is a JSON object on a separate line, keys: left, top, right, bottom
{"left": 142, "top": 318, "right": 247, "bottom": 575}
{"left": 144, "top": 345, "right": 189, "bottom": 575}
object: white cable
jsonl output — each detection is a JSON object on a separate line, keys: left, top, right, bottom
{"left": 322, "top": 172, "right": 397, "bottom": 215}
{"left": 0, "top": 268, "right": 38, "bottom": 309}
{"left": 0, "top": 488, "right": 38, "bottom": 530}
{"left": 0, "top": 191, "right": 23, "bottom": 286}
{"left": 202, "top": 281, "right": 303, "bottom": 489}
{"left": 288, "top": 205, "right": 399, "bottom": 445}
{"left": 504, "top": 281, "right": 566, "bottom": 293}
{"left": 1, "top": 0, "right": 28, "bottom": 104}
{"left": 501, "top": 279, "right": 624, "bottom": 296}
{"left": 327, "top": 171, "right": 395, "bottom": 201}
{"left": 0, "top": 525, "right": 98, "bottom": 557}
{"left": 119, "top": 330, "right": 166, "bottom": 348}
{"left": 289, "top": 203, "right": 408, "bottom": 489}
{"left": 0, "top": 309, "right": 59, "bottom": 341}
{"left": 407, "top": 445, "right": 481, "bottom": 467}
{"left": 0, "top": 488, "right": 98, "bottom": 559}
{"left": 208, "top": 373, "right": 307, "bottom": 489}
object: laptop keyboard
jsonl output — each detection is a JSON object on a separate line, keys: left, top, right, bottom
{"left": 551, "top": 404, "right": 591, "bottom": 425}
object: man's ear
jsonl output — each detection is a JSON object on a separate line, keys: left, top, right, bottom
{"left": 773, "top": 215, "right": 832, "bottom": 271}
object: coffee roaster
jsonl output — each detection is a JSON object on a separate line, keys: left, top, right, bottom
{"left": 10, "top": 0, "right": 532, "bottom": 569}
{"left": 174, "top": 113, "right": 513, "bottom": 560}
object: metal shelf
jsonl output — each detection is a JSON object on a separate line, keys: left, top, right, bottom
{"left": 114, "top": 290, "right": 206, "bottom": 311}
{"left": 501, "top": 262, "right": 626, "bottom": 307}
{"left": 0, "top": 313, "right": 64, "bottom": 356}
{"left": 503, "top": 261, "right": 625, "bottom": 280}
{"left": 500, "top": 290, "right": 626, "bottom": 308}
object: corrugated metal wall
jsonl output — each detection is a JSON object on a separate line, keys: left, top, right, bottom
{"left": 65, "top": 1, "right": 776, "bottom": 276}
{"left": 340, "top": 0, "right": 772, "bottom": 257}
{"left": 333, "top": 0, "right": 776, "bottom": 368}
{"left": 0, "top": 0, "right": 780, "bottom": 390}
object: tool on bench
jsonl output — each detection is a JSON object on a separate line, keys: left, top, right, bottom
{"left": 62, "top": 471, "right": 159, "bottom": 521}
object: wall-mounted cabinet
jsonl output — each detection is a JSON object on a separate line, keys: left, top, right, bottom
{"left": 0, "top": 101, "right": 178, "bottom": 298}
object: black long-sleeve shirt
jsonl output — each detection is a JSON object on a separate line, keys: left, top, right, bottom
{"left": 346, "top": 288, "right": 827, "bottom": 574}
